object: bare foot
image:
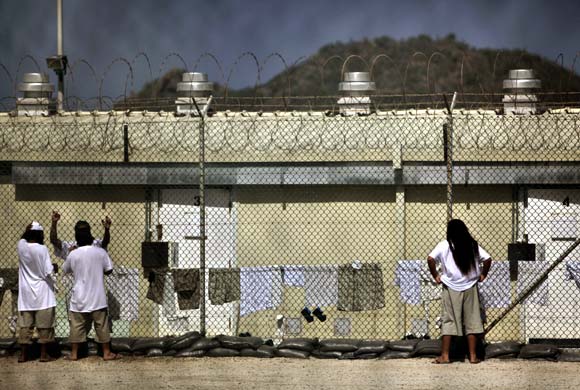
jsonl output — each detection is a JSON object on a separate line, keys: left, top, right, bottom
{"left": 469, "top": 358, "right": 481, "bottom": 364}
{"left": 432, "top": 357, "right": 451, "bottom": 364}
{"left": 103, "top": 352, "right": 121, "bottom": 361}
{"left": 40, "top": 355, "right": 56, "bottom": 362}
{"left": 18, "top": 355, "right": 27, "bottom": 363}
{"left": 64, "top": 355, "right": 78, "bottom": 361}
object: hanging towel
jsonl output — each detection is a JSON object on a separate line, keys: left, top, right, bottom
{"left": 338, "top": 262, "right": 385, "bottom": 311}
{"left": 145, "top": 267, "right": 169, "bottom": 305}
{"left": 209, "top": 268, "right": 241, "bottom": 305}
{"left": 565, "top": 260, "right": 580, "bottom": 290}
{"left": 479, "top": 261, "right": 511, "bottom": 308}
{"left": 240, "top": 266, "right": 282, "bottom": 317}
{"left": 172, "top": 268, "right": 200, "bottom": 310}
{"left": 0, "top": 268, "right": 18, "bottom": 316}
{"left": 305, "top": 265, "right": 338, "bottom": 307}
{"left": 282, "top": 265, "right": 305, "bottom": 287}
{"left": 105, "top": 266, "right": 140, "bottom": 322}
{"left": 394, "top": 260, "right": 424, "bottom": 305}
{"left": 516, "top": 261, "right": 549, "bottom": 305}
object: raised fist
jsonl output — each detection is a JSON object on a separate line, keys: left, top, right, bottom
{"left": 51, "top": 211, "right": 61, "bottom": 223}
{"left": 102, "top": 216, "right": 112, "bottom": 229}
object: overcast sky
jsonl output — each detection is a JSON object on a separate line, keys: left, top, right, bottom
{"left": 1, "top": 0, "right": 580, "bottom": 98}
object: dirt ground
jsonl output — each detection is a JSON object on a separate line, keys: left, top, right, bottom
{"left": 1, "top": 356, "right": 579, "bottom": 390}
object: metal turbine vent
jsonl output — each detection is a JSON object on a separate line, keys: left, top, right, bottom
{"left": 337, "top": 72, "right": 376, "bottom": 116}
{"left": 16, "top": 73, "right": 56, "bottom": 116}
{"left": 175, "top": 72, "right": 214, "bottom": 115}
{"left": 502, "top": 69, "right": 541, "bottom": 115}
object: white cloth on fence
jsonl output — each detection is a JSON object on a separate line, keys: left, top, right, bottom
{"left": 565, "top": 260, "right": 580, "bottom": 290}
{"left": 394, "top": 260, "right": 438, "bottom": 305}
{"left": 61, "top": 273, "right": 74, "bottom": 310}
{"left": 478, "top": 261, "right": 511, "bottom": 308}
{"left": 105, "top": 266, "right": 140, "bottom": 322}
{"left": 240, "top": 266, "right": 282, "bottom": 317}
{"left": 516, "top": 261, "right": 549, "bottom": 305}
{"left": 282, "top": 265, "right": 305, "bottom": 287}
{"left": 305, "top": 265, "right": 338, "bottom": 307}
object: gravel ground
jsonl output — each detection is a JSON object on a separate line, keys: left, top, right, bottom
{"left": 1, "top": 356, "right": 579, "bottom": 390}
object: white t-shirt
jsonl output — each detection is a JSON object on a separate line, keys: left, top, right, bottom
{"left": 63, "top": 245, "right": 113, "bottom": 313}
{"left": 54, "top": 239, "right": 103, "bottom": 260}
{"left": 17, "top": 239, "right": 57, "bottom": 311}
{"left": 428, "top": 240, "right": 491, "bottom": 291}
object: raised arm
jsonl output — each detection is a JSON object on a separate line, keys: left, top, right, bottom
{"left": 101, "top": 216, "right": 111, "bottom": 250}
{"left": 50, "top": 211, "right": 63, "bottom": 250}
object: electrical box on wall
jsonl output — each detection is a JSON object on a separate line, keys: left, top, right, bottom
{"left": 508, "top": 242, "right": 536, "bottom": 281}
{"left": 141, "top": 241, "right": 169, "bottom": 268}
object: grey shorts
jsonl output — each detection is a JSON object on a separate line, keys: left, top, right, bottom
{"left": 441, "top": 283, "right": 484, "bottom": 336}
{"left": 18, "top": 307, "right": 56, "bottom": 344}
{"left": 68, "top": 309, "right": 111, "bottom": 343}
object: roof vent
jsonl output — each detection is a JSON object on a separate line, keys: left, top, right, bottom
{"left": 337, "top": 72, "right": 375, "bottom": 116}
{"left": 16, "top": 73, "right": 56, "bottom": 116}
{"left": 175, "top": 72, "right": 213, "bottom": 115}
{"left": 502, "top": 69, "right": 541, "bottom": 114}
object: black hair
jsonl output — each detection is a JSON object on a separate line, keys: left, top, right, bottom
{"left": 75, "top": 227, "right": 94, "bottom": 247}
{"left": 22, "top": 229, "right": 45, "bottom": 245}
{"left": 446, "top": 219, "right": 478, "bottom": 276}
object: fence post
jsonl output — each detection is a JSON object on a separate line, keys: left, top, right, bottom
{"left": 443, "top": 92, "right": 457, "bottom": 222}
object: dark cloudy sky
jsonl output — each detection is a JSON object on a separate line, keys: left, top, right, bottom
{"left": 1, "top": 0, "right": 580, "bottom": 98}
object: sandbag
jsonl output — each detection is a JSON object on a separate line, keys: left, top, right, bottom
{"left": 412, "top": 339, "right": 442, "bottom": 357}
{"left": 240, "top": 346, "right": 275, "bottom": 358}
{"left": 58, "top": 338, "right": 72, "bottom": 351}
{"left": 379, "top": 350, "right": 412, "bottom": 359}
{"left": 190, "top": 338, "right": 221, "bottom": 351}
{"left": 311, "top": 349, "right": 342, "bottom": 359}
{"left": 146, "top": 348, "right": 164, "bottom": 357}
{"left": 276, "top": 348, "right": 310, "bottom": 359}
{"left": 558, "top": 351, "right": 580, "bottom": 362}
{"left": 175, "top": 349, "right": 206, "bottom": 358}
{"left": 216, "top": 335, "right": 263, "bottom": 350}
{"left": 170, "top": 332, "right": 203, "bottom": 351}
{"left": 485, "top": 342, "right": 522, "bottom": 359}
{"left": 354, "top": 340, "right": 388, "bottom": 356}
{"left": 0, "top": 349, "right": 12, "bottom": 357}
{"left": 519, "top": 344, "right": 560, "bottom": 360}
{"left": 387, "top": 339, "right": 420, "bottom": 353}
{"left": 0, "top": 339, "right": 15, "bottom": 350}
{"left": 355, "top": 353, "right": 378, "bottom": 360}
{"left": 164, "top": 349, "right": 177, "bottom": 357}
{"left": 319, "top": 339, "right": 360, "bottom": 353}
{"left": 277, "top": 338, "right": 318, "bottom": 352}
{"left": 132, "top": 338, "right": 170, "bottom": 352}
{"left": 206, "top": 347, "right": 240, "bottom": 357}
{"left": 338, "top": 352, "right": 356, "bottom": 360}
{"left": 110, "top": 338, "right": 136, "bottom": 353}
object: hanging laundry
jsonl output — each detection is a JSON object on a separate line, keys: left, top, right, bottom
{"left": 0, "top": 268, "right": 18, "bottom": 319}
{"left": 338, "top": 262, "right": 385, "bottom": 311}
{"left": 105, "top": 266, "right": 140, "bottom": 322}
{"left": 394, "top": 260, "right": 434, "bottom": 305}
{"left": 240, "top": 266, "right": 282, "bottom": 317}
{"left": 565, "top": 260, "right": 580, "bottom": 290}
{"left": 282, "top": 265, "right": 305, "bottom": 287}
{"left": 516, "top": 261, "right": 549, "bottom": 305}
{"left": 172, "top": 268, "right": 200, "bottom": 310}
{"left": 305, "top": 265, "right": 338, "bottom": 307}
{"left": 209, "top": 268, "right": 241, "bottom": 305}
{"left": 479, "top": 261, "right": 511, "bottom": 308}
{"left": 145, "top": 267, "right": 169, "bottom": 305}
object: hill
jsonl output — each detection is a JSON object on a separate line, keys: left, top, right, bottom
{"left": 131, "top": 34, "right": 580, "bottom": 102}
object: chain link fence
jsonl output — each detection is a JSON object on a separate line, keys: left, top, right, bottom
{"left": 1, "top": 95, "right": 580, "bottom": 345}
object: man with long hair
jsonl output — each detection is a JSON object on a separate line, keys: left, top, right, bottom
{"left": 427, "top": 219, "right": 492, "bottom": 364}
{"left": 62, "top": 221, "right": 119, "bottom": 360}
{"left": 17, "top": 222, "right": 57, "bottom": 362}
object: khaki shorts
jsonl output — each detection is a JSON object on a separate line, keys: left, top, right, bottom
{"left": 18, "top": 307, "right": 56, "bottom": 344}
{"left": 68, "top": 309, "right": 111, "bottom": 343}
{"left": 441, "top": 284, "right": 484, "bottom": 336}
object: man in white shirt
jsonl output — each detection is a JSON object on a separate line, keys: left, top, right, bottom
{"left": 50, "top": 211, "right": 111, "bottom": 260}
{"left": 62, "top": 221, "right": 119, "bottom": 361}
{"left": 17, "top": 222, "right": 57, "bottom": 363}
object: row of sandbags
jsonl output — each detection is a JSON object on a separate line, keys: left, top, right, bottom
{"left": 1, "top": 335, "right": 578, "bottom": 361}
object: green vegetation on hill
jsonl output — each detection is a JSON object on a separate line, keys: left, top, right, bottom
{"left": 133, "top": 34, "right": 580, "bottom": 100}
